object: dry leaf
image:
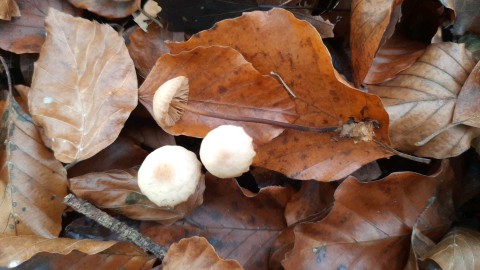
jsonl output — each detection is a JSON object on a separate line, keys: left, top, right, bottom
{"left": 127, "top": 24, "right": 184, "bottom": 78}
{"left": 283, "top": 161, "right": 454, "bottom": 269}
{"left": 459, "top": 34, "right": 480, "bottom": 60}
{"left": 440, "top": 0, "right": 480, "bottom": 35}
{"left": 69, "top": 169, "right": 205, "bottom": 224}
{"left": 0, "top": 93, "right": 67, "bottom": 238}
{"left": 291, "top": 11, "right": 334, "bottom": 38}
{"left": 350, "top": 0, "right": 403, "bottom": 86}
{"left": 0, "top": 0, "right": 79, "bottom": 53}
{"left": 368, "top": 42, "right": 479, "bottom": 158}
{"left": 420, "top": 227, "right": 480, "bottom": 270}
{"left": 68, "top": 0, "right": 140, "bottom": 19}
{"left": 364, "top": 34, "right": 427, "bottom": 84}
{"left": 139, "top": 45, "right": 296, "bottom": 145}
{"left": 167, "top": 8, "right": 392, "bottom": 181}
{"left": 453, "top": 61, "right": 480, "bottom": 127}
{"left": 14, "top": 246, "right": 155, "bottom": 270}
{"left": 29, "top": 9, "right": 138, "bottom": 163}
{"left": 141, "top": 174, "right": 292, "bottom": 270}
{"left": 163, "top": 236, "right": 243, "bottom": 270}
{"left": 0, "top": 0, "right": 20, "bottom": 21}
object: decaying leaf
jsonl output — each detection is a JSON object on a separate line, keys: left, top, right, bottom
{"left": 139, "top": 45, "right": 296, "bottom": 145}
{"left": 350, "top": 0, "right": 403, "bottom": 86}
{"left": 368, "top": 42, "right": 479, "bottom": 158}
{"left": 420, "top": 227, "right": 480, "bottom": 270}
{"left": 0, "top": 0, "right": 20, "bottom": 21}
{"left": 69, "top": 169, "right": 205, "bottom": 224}
{"left": 453, "top": 61, "right": 480, "bottom": 127}
{"left": 440, "top": 0, "right": 480, "bottom": 35}
{"left": 68, "top": 0, "right": 140, "bottom": 18}
{"left": 29, "top": 9, "right": 138, "bottom": 163}
{"left": 0, "top": 93, "right": 67, "bottom": 238}
{"left": 283, "top": 161, "right": 454, "bottom": 269}
{"left": 127, "top": 24, "right": 184, "bottom": 78}
{"left": 163, "top": 236, "right": 243, "bottom": 270}
{"left": 459, "top": 34, "right": 480, "bottom": 60}
{"left": 141, "top": 174, "right": 292, "bottom": 270}
{"left": 0, "top": 0, "right": 79, "bottom": 53}
{"left": 167, "top": 8, "right": 392, "bottom": 181}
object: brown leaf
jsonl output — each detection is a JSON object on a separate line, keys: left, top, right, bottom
{"left": 127, "top": 24, "right": 184, "bottom": 78}
{"left": 15, "top": 247, "right": 155, "bottom": 270}
{"left": 364, "top": 34, "right": 427, "bottom": 84}
{"left": 291, "top": 11, "right": 334, "bottom": 38}
{"left": 163, "top": 236, "right": 243, "bottom": 270}
{"left": 167, "top": 8, "right": 392, "bottom": 181}
{"left": 0, "top": 0, "right": 20, "bottom": 21}
{"left": 283, "top": 161, "right": 454, "bottom": 269}
{"left": 68, "top": 169, "right": 205, "bottom": 224}
{"left": 440, "top": 0, "right": 480, "bottom": 35}
{"left": 0, "top": 0, "right": 79, "bottom": 53}
{"left": 368, "top": 42, "right": 479, "bottom": 158}
{"left": 139, "top": 45, "right": 296, "bottom": 145}
{"left": 453, "top": 61, "right": 480, "bottom": 127}
{"left": 350, "top": 0, "right": 403, "bottom": 86}
{"left": 67, "top": 0, "right": 139, "bottom": 19}
{"left": 29, "top": 9, "right": 138, "bottom": 163}
{"left": 420, "top": 227, "right": 480, "bottom": 269}
{"left": 0, "top": 94, "right": 67, "bottom": 238}
{"left": 141, "top": 174, "right": 292, "bottom": 270}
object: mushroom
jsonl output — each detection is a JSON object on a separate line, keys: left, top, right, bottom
{"left": 200, "top": 125, "right": 256, "bottom": 178}
{"left": 137, "top": 145, "right": 202, "bottom": 207}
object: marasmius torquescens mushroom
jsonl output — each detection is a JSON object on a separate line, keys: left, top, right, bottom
{"left": 152, "top": 76, "right": 431, "bottom": 164}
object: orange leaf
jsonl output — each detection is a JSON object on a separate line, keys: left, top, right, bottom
{"left": 368, "top": 42, "right": 479, "bottom": 158}
{"left": 139, "top": 45, "right": 296, "bottom": 145}
{"left": 163, "top": 236, "right": 243, "bottom": 270}
{"left": 29, "top": 9, "right": 138, "bottom": 163}
{"left": 0, "top": 0, "right": 20, "bottom": 21}
{"left": 0, "top": 0, "right": 79, "bottom": 53}
{"left": 0, "top": 94, "right": 67, "bottom": 238}
{"left": 68, "top": 0, "right": 140, "bottom": 19}
{"left": 141, "top": 174, "right": 292, "bottom": 270}
{"left": 68, "top": 169, "right": 205, "bottom": 224}
{"left": 167, "top": 8, "right": 392, "bottom": 181}
{"left": 283, "top": 161, "right": 454, "bottom": 269}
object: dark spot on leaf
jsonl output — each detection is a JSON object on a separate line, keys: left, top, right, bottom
{"left": 337, "top": 264, "right": 347, "bottom": 270}
{"left": 21, "top": 207, "right": 26, "bottom": 212}
{"left": 12, "top": 202, "right": 17, "bottom": 207}
{"left": 125, "top": 192, "right": 149, "bottom": 205}
{"left": 8, "top": 224, "right": 14, "bottom": 229}
{"left": 15, "top": 220, "right": 20, "bottom": 224}
{"left": 301, "top": 154, "right": 307, "bottom": 160}
{"left": 209, "top": 210, "right": 222, "bottom": 221}
{"left": 50, "top": 195, "right": 56, "bottom": 200}
{"left": 218, "top": 86, "right": 228, "bottom": 95}
{"left": 314, "top": 245, "right": 327, "bottom": 264}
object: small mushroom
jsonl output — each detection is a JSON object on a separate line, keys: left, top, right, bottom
{"left": 137, "top": 145, "right": 202, "bottom": 207}
{"left": 152, "top": 76, "right": 189, "bottom": 129}
{"left": 200, "top": 125, "right": 256, "bottom": 178}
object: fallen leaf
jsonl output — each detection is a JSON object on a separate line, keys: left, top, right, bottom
{"left": 440, "top": 0, "right": 480, "bottom": 35}
{"left": 453, "top": 61, "right": 480, "bottom": 127}
{"left": 283, "top": 160, "right": 454, "bottom": 269}
{"left": 141, "top": 174, "right": 292, "bottom": 270}
{"left": 14, "top": 246, "right": 155, "bottom": 270}
{"left": 350, "top": 0, "right": 403, "bottom": 86}
{"left": 290, "top": 11, "right": 334, "bottom": 38}
{"left": 420, "top": 227, "right": 480, "bottom": 270}
{"left": 67, "top": 0, "right": 140, "bottom": 19}
{"left": 459, "top": 34, "right": 480, "bottom": 60}
{"left": 364, "top": 34, "right": 427, "bottom": 84}
{"left": 127, "top": 24, "right": 184, "bottom": 78}
{"left": 0, "top": 0, "right": 20, "bottom": 21}
{"left": 19, "top": 53, "right": 37, "bottom": 86}
{"left": 368, "top": 42, "right": 479, "bottom": 158}
{"left": 167, "top": 8, "right": 392, "bottom": 181}
{"left": 0, "top": 0, "right": 79, "bottom": 53}
{"left": 0, "top": 93, "right": 67, "bottom": 238}
{"left": 68, "top": 169, "right": 205, "bottom": 224}
{"left": 122, "top": 121, "right": 176, "bottom": 150}
{"left": 133, "top": 0, "right": 162, "bottom": 32}
{"left": 139, "top": 45, "right": 296, "bottom": 145}
{"left": 29, "top": 9, "right": 138, "bottom": 163}
{"left": 163, "top": 236, "right": 243, "bottom": 270}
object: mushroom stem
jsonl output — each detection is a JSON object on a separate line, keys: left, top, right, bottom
{"left": 170, "top": 100, "right": 339, "bottom": 133}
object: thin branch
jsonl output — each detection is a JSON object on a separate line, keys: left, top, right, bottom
{"left": 374, "top": 139, "right": 431, "bottom": 164}
{"left": 64, "top": 194, "right": 167, "bottom": 260}
{"left": 0, "top": 55, "right": 13, "bottom": 96}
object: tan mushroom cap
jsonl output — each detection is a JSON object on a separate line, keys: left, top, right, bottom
{"left": 200, "top": 125, "right": 256, "bottom": 178}
{"left": 138, "top": 145, "right": 202, "bottom": 207}
{"left": 152, "top": 76, "right": 189, "bottom": 129}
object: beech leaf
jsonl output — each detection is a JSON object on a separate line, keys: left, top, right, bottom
{"left": 0, "top": 0, "right": 79, "bottom": 53}
{"left": 67, "top": 0, "right": 140, "bottom": 19}
{"left": 0, "top": 0, "right": 20, "bottom": 21}
{"left": 163, "top": 236, "right": 243, "bottom": 270}
{"left": 440, "top": 0, "right": 480, "bottom": 35}
{"left": 368, "top": 42, "right": 479, "bottom": 158}
{"left": 0, "top": 93, "right": 67, "bottom": 238}
{"left": 167, "top": 8, "right": 392, "bottom": 181}
{"left": 29, "top": 9, "right": 138, "bottom": 163}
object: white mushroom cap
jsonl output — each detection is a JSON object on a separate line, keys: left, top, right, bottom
{"left": 138, "top": 145, "right": 201, "bottom": 207}
{"left": 200, "top": 125, "right": 256, "bottom": 178}
{"left": 152, "top": 76, "right": 189, "bottom": 129}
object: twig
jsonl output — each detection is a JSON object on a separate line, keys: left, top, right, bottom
{"left": 63, "top": 194, "right": 167, "bottom": 260}
{"left": 374, "top": 139, "right": 431, "bottom": 164}
{"left": 270, "top": 71, "right": 297, "bottom": 98}
{"left": 0, "top": 55, "right": 13, "bottom": 96}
